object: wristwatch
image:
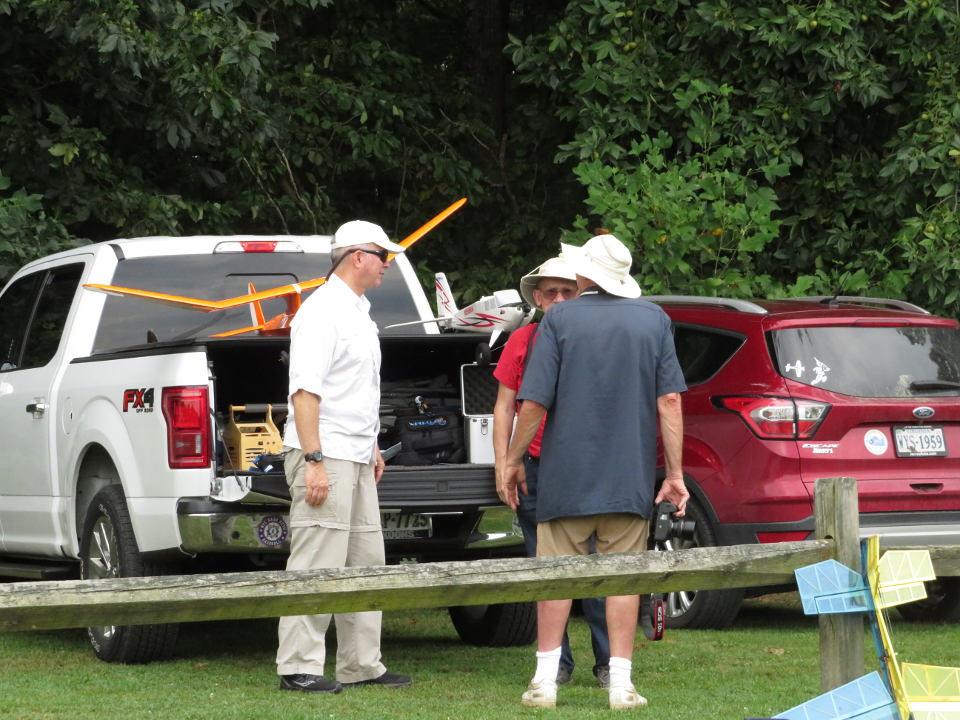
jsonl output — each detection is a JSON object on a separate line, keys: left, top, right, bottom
{"left": 303, "top": 450, "right": 324, "bottom": 463}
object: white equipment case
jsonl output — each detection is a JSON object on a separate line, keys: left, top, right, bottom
{"left": 460, "top": 363, "right": 501, "bottom": 464}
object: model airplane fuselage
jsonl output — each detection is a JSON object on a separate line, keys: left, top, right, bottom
{"left": 385, "top": 272, "right": 534, "bottom": 348}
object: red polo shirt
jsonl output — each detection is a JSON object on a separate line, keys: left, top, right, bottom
{"left": 493, "top": 323, "right": 547, "bottom": 458}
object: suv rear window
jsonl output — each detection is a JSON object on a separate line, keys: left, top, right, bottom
{"left": 771, "top": 325, "right": 960, "bottom": 398}
{"left": 93, "top": 253, "right": 423, "bottom": 351}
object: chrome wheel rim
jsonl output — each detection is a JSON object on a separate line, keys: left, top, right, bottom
{"left": 657, "top": 535, "right": 699, "bottom": 620}
{"left": 84, "top": 515, "right": 119, "bottom": 639}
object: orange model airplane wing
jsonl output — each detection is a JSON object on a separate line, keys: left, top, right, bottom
{"left": 83, "top": 277, "right": 329, "bottom": 313}
{"left": 84, "top": 197, "right": 467, "bottom": 335}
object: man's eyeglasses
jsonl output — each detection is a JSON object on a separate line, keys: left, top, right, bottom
{"left": 539, "top": 287, "right": 577, "bottom": 299}
{"left": 355, "top": 248, "right": 390, "bottom": 263}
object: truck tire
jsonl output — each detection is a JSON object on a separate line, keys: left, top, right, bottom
{"left": 657, "top": 497, "right": 744, "bottom": 629}
{"left": 79, "top": 485, "right": 179, "bottom": 663}
{"left": 897, "top": 578, "right": 960, "bottom": 622}
{"left": 448, "top": 602, "right": 537, "bottom": 646}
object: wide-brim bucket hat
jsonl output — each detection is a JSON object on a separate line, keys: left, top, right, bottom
{"left": 519, "top": 255, "right": 578, "bottom": 308}
{"left": 560, "top": 234, "right": 641, "bottom": 298}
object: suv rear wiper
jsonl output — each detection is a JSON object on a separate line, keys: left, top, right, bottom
{"left": 909, "top": 379, "right": 960, "bottom": 391}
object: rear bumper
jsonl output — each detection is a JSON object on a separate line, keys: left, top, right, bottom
{"left": 715, "top": 511, "right": 960, "bottom": 547}
{"left": 176, "top": 498, "right": 523, "bottom": 559}
{"left": 860, "top": 511, "right": 960, "bottom": 547}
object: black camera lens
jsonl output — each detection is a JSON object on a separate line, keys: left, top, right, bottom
{"left": 651, "top": 501, "right": 696, "bottom": 544}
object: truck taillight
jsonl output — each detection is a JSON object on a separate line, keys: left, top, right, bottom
{"left": 161, "top": 386, "right": 211, "bottom": 469}
{"left": 716, "top": 396, "right": 830, "bottom": 440}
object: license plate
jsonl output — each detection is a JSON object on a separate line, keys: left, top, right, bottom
{"left": 381, "top": 512, "right": 432, "bottom": 539}
{"left": 893, "top": 425, "right": 947, "bottom": 458}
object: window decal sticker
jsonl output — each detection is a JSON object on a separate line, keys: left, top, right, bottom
{"left": 786, "top": 360, "right": 806, "bottom": 378}
{"left": 811, "top": 357, "right": 831, "bottom": 386}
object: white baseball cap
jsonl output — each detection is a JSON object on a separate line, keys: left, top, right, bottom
{"left": 331, "top": 220, "right": 405, "bottom": 253}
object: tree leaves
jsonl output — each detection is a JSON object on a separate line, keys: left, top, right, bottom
{"left": 511, "top": 0, "right": 960, "bottom": 315}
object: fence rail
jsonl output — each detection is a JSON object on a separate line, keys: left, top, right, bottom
{"left": 0, "top": 540, "right": 833, "bottom": 632}
{"left": 2, "top": 477, "right": 960, "bottom": 693}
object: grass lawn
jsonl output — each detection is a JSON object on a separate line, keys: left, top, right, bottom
{"left": 3, "top": 594, "right": 960, "bottom": 719}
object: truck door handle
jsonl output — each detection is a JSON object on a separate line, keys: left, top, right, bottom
{"left": 26, "top": 401, "right": 49, "bottom": 418}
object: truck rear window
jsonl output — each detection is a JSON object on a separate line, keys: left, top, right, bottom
{"left": 770, "top": 325, "right": 960, "bottom": 397}
{"left": 93, "top": 254, "right": 424, "bottom": 351}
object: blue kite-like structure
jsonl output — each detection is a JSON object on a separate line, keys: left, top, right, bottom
{"left": 765, "top": 537, "right": 958, "bottom": 720}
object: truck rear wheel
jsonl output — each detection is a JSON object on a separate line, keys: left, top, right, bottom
{"left": 448, "top": 601, "right": 536, "bottom": 646}
{"left": 79, "top": 485, "right": 179, "bottom": 663}
{"left": 897, "top": 578, "right": 960, "bottom": 622}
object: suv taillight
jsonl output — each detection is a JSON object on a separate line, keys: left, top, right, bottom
{"left": 161, "top": 386, "right": 210, "bottom": 468}
{"left": 716, "top": 396, "right": 830, "bottom": 439}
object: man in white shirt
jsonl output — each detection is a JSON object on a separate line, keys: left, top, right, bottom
{"left": 277, "top": 220, "right": 412, "bottom": 694}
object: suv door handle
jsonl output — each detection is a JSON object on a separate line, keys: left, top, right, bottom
{"left": 26, "top": 401, "right": 49, "bottom": 418}
{"left": 910, "top": 482, "right": 943, "bottom": 493}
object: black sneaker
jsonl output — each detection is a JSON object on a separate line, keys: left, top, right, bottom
{"left": 593, "top": 665, "right": 610, "bottom": 689}
{"left": 556, "top": 667, "right": 573, "bottom": 685}
{"left": 342, "top": 670, "right": 412, "bottom": 688}
{"left": 279, "top": 674, "right": 343, "bottom": 694}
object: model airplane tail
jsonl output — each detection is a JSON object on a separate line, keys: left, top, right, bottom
{"left": 435, "top": 272, "right": 457, "bottom": 330}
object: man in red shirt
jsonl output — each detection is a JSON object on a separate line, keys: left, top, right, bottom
{"left": 493, "top": 256, "right": 610, "bottom": 689}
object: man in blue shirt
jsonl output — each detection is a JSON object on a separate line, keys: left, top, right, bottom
{"left": 501, "top": 233, "right": 688, "bottom": 711}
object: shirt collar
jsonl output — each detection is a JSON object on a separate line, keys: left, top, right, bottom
{"left": 578, "top": 285, "right": 605, "bottom": 297}
{"left": 326, "top": 273, "right": 371, "bottom": 313}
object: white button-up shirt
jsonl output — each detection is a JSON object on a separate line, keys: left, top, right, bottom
{"left": 283, "top": 273, "right": 381, "bottom": 463}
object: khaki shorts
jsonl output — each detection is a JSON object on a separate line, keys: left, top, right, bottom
{"left": 537, "top": 513, "right": 649, "bottom": 557}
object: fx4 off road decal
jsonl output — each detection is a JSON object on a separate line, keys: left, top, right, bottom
{"left": 122, "top": 388, "right": 155, "bottom": 413}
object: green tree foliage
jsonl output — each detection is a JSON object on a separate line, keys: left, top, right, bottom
{"left": 2, "top": 1, "right": 959, "bottom": 317}
{"left": 509, "top": 0, "right": 960, "bottom": 315}
{"left": 0, "top": 0, "right": 575, "bottom": 297}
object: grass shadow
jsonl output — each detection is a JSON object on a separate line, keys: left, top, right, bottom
{"left": 733, "top": 592, "right": 817, "bottom": 631}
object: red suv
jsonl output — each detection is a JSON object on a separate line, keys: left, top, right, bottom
{"left": 649, "top": 295, "right": 960, "bottom": 628}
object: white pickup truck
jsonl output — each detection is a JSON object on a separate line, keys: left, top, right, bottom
{"left": 0, "top": 235, "right": 532, "bottom": 662}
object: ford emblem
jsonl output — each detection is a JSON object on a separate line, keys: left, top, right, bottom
{"left": 913, "top": 406, "right": 935, "bottom": 420}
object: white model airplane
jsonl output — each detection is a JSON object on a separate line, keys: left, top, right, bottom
{"left": 387, "top": 272, "right": 535, "bottom": 350}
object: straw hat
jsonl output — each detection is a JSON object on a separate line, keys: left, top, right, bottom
{"left": 560, "top": 234, "right": 641, "bottom": 298}
{"left": 519, "top": 255, "right": 577, "bottom": 308}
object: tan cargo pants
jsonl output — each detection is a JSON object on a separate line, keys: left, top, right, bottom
{"left": 275, "top": 448, "right": 387, "bottom": 682}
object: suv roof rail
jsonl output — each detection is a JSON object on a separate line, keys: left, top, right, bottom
{"left": 783, "top": 295, "right": 930, "bottom": 314}
{"left": 643, "top": 295, "right": 768, "bottom": 315}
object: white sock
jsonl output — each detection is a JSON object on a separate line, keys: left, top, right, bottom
{"left": 532, "top": 647, "right": 562, "bottom": 684}
{"left": 608, "top": 656, "right": 633, "bottom": 689}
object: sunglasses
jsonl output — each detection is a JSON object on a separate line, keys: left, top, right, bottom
{"left": 539, "top": 287, "right": 577, "bottom": 299}
{"left": 355, "top": 248, "right": 390, "bottom": 262}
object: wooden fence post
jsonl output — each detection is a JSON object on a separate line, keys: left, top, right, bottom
{"left": 814, "top": 476, "right": 863, "bottom": 691}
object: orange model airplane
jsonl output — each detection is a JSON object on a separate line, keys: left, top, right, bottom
{"left": 85, "top": 198, "right": 467, "bottom": 337}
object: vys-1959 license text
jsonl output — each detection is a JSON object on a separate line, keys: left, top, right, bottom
{"left": 894, "top": 425, "right": 947, "bottom": 458}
